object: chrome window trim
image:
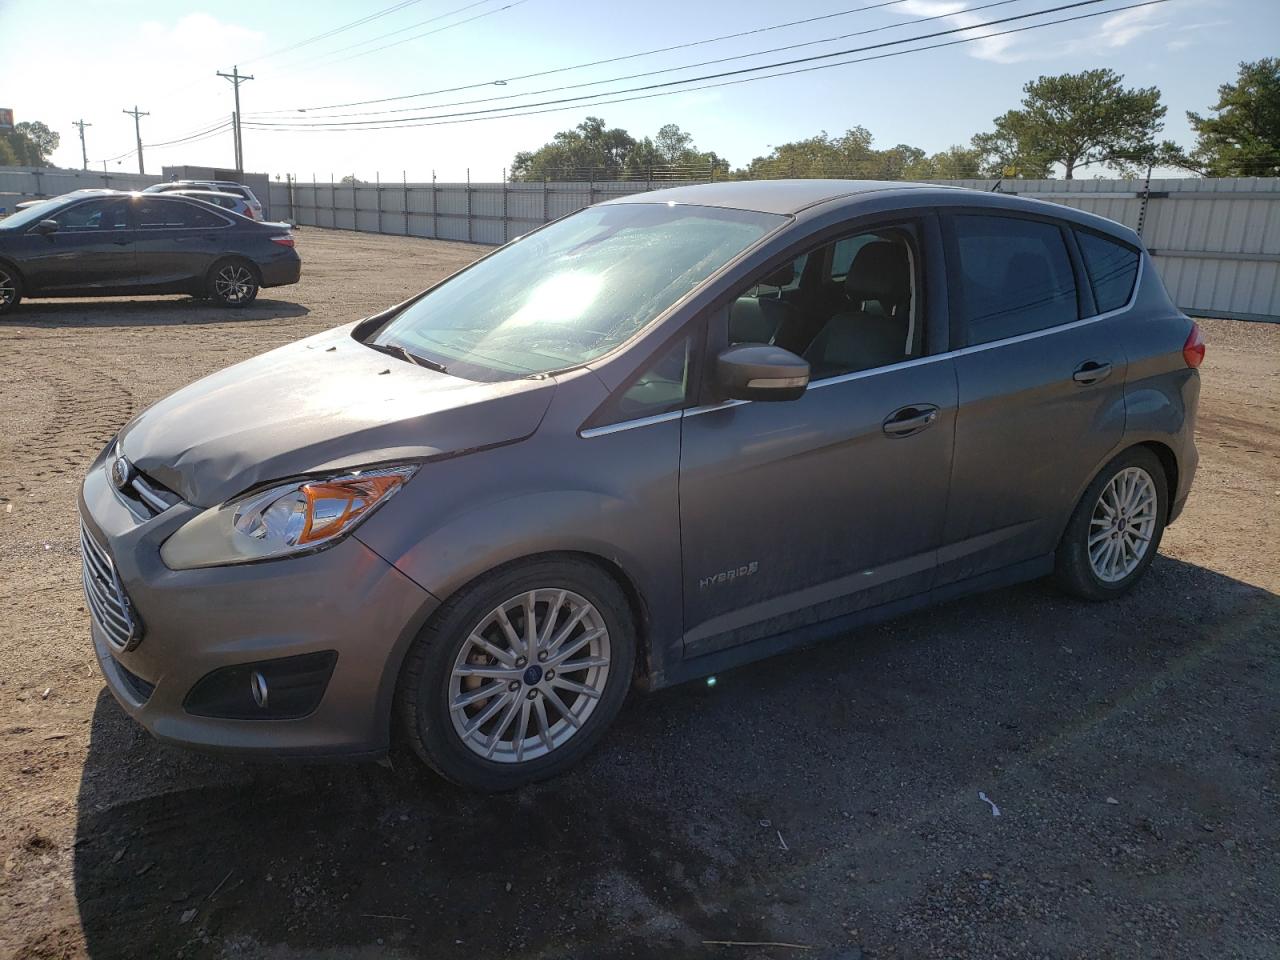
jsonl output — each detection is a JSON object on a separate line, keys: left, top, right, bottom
{"left": 579, "top": 409, "right": 684, "bottom": 438}
{"left": 583, "top": 234, "right": 1143, "bottom": 434}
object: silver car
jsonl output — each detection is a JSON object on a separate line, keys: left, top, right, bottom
{"left": 163, "top": 189, "right": 257, "bottom": 220}
{"left": 79, "top": 180, "right": 1201, "bottom": 790}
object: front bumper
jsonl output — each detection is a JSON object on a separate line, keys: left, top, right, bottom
{"left": 79, "top": 457, "right": 437, "bottom": 758}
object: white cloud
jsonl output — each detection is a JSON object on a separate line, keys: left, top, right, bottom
{"left": 897, "top": 0, "right": 1171, "bottom": 65}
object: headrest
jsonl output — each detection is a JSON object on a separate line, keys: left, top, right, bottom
{"left": 846, "top": 240, "right": 911, "bottom": 304}
{"left": 758, "top": 262, "right": 795, "bottom": 288}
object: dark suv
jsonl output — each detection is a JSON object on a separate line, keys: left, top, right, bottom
{"left": 79, "top": 181, "right": 1200, "bottom": 790}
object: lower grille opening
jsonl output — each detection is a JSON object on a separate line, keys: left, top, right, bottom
{"left": 183, "top": 651, "right": 338, "bottom": 720}
{"left": 115, "top": 659, "right": 156, "bottom": 703}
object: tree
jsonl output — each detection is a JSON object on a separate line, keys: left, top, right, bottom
{"left": 903, "top": 144, "right": 985, "bottom": 180}
{"left": 1188, "top": 58, "right": 1280, "bottom": 177}
{"left": 973, "top": 69, "right": 1174, "bottom": 178}
{"left": 511, "top": 119, "right": 727, "bottom": 180}
{"left": 15, "top": 121, "right": 59, "bottom": 164}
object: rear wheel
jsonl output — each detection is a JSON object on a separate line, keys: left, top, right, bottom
{"left": 207, "top": 259, "right": 259, "bottom": 308}
{"left": 396, "top": 557, "right": 635, "bottom": 791}
{"left": 1054, "top": 447, "right": 1167, "bottom": 600}
{"left": 0, "top": 264, "right": 22, "bottom": 316}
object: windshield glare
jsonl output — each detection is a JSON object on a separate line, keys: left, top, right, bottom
{"left": 0, "top": 199, "right": 63, "bottom": 230}
{"left": 372, "top": 202, "right": 784, "bottom": 377}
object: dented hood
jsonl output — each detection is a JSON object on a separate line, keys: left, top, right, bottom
{"left": 119, "top": 324, "right": 555, "bottom": 507}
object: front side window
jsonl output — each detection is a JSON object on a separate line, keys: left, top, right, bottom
{"left": 726, "top": 226, "right": 922, "bottom": 380}
{"left": 51, "top": 199, "right": 129, "bottom": 232}
{"left": 953, "top": 214, "right": 1078, "bottom": 345}
{"left": 1076, "top": 229, "right": 1140, "bottom": 314}
{"left": 372, "top": 203, "right": 784, "bottom": 379}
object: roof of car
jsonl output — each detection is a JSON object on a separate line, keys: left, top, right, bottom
{"left": 602, "top": 179, "right": 958, "bottom": 216}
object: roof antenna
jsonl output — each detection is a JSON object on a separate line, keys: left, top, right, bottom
{"left": 990, "top": 177, "right": 1003, "bottom": 193}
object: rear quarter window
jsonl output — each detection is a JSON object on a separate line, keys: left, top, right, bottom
{"left": 1076, "top": 230, "right": 1140, "bottom": 314}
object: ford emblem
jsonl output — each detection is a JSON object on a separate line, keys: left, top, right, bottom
{"left": 110, "top": 456, "right": 133, "bottom": 490}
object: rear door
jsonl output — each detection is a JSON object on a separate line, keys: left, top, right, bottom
{"left": 19, "top": 197, "right": 135, "bottom": 293}
{"left": 131, "top": 196, "right": 230, "bottom": 290}
{"left": 937, "top": 211, "right": 1129, "bottom": 585}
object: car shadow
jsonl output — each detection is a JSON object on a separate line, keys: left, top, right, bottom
{"left": 3, "top": 297, "right": 309, "bottom": 327}
{"left": 70, "top": 556, "right": 1278, "bottom": 958}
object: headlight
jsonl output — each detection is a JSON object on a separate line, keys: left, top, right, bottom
{"left": 161, "top": 465, "right": 417, "bottom": 570}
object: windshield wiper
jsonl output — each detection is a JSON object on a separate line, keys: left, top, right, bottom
{"left": 366, "top": 341, "right": 448, "bottom": 374}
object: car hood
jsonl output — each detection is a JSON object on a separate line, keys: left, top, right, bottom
{"left": 118, "top": 324, "right": 555, "bottom": 507}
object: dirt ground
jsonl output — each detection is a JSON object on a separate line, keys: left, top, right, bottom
{"left": 1, "top": 228, "right": 1277, "bottom": 960}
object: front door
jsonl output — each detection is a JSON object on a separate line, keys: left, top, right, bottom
{"left": 679, "top": 220, "right": 956, "bottom": 658}
{"left": 20, "top": 197, "right": 135, "bottom": 293}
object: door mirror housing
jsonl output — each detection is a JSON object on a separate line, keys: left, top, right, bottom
{"left": 31, "top": 219, "right": 59, "bottom": 236}
{"left": 716, "top": 344, "right": 810, "bottom": 402}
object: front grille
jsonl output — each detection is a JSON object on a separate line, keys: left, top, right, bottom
{"left": 114, "top": 468, "right": 181, "bottom": 519}
{"left": 80, "top": 522, "right": 141, "bottom": 652}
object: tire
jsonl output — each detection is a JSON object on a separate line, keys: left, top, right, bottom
{"left": 0, "top": 263, "right": 23, "bottom": 316}
{"left": 396, "top": 557, "right": 636, "bottom": 791}
{"left": 207, "top": 258, "right": 259, "bottom": 308}
{"left": 1054, "top": 447, "right": 1167, "bottom": 601}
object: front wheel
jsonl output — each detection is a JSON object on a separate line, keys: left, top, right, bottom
{"left": 0, "top": 264, "right": 23, "bottom": 316}
{"left": 396, "top": 558, "right": 635, "bottom": 791}
{"left": 1054, "top": 447, "right": 1167, "bottom": 601}
{"left": 207, "top": 259, "right": 259, "bottom": 308}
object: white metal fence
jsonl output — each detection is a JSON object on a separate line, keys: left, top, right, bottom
{"left": 268, "top": 174, "right": 1280, "bottom": 322}
{"left": 2, "top": 165, "right": 1275, "bottom": 321}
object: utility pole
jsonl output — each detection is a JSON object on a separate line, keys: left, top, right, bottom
{"left": 72, "top": 119, "right": 92, "bottom": 170}
{"left": 122, "top": 106, "right": 148, "bottom": 174}
{"left": 217, "top": 66, "right": 254, "bottom": 174}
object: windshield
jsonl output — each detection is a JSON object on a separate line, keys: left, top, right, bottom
{"left": 371, "top": 202, "right": 784, "bottom": 378}
{"left": 0, "top": 200, "right": 65, "bottom": 230}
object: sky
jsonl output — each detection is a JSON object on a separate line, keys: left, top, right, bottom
{"left": 1, "top": 0, "right": 1275, "bottom": 182}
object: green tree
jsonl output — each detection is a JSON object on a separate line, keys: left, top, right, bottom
{"left": 903, "top": 144, "right": 985, "bottom": 180}
{"left": 1188, "top": 58, "right": 1280, "bottom": 177}
{"left": 973, "top": 69, "right": 1175, "bottom": 178}
{"left": 0, "top": 137, "right": 20, "bottom": 166}
{"left": 15, "top": 121, "right": 59, "bottom": 164}
{"left": 511, "top": 117, "right": 638, "bottom": 180}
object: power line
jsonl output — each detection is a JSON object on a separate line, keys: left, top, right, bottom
{"left": 301, "top": 0, "right": 531, "bottom": 69}
{"left": 242, "top": 0, "right": 1175, "bottom": 134}
{"left": 244, "top": 0, "right": 1152, "bottom": 129}
{"left": 243, "top": 0, "right": 429, "bottom": 64}
{"left": 276, "top": 0, "right": 507, "bottom": 71}
{"left": 93, "top": 118, "right": 234, "bottom": 167}
{"left": 260, "top": 0, "right": 1029, "bottom": 122}
{"left": 252, "top": 0, "right": 915, "bottom": 115}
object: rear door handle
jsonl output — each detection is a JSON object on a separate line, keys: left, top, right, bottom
{"left": 882, "top": 404, "right": 939, "bottom": 438}
{"left": 1072, "top": 360, "right": 1113, "bottom": 385}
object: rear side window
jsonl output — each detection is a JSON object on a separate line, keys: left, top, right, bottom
{"left": 952, "top": 215, "right": 1078, "bottom": 345}
{"left": 135, "top": 199, "right": 226, "bottom": 229}
{"left": 1076, "top": 230, "right": 1140, "bottom": 314}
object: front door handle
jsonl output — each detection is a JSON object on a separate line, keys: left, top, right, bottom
{"left": 882, "top": 404, "right": 939, "bottom": 438}
{"left": 1072, "top": 360, "right": 1112, "bottom": 385}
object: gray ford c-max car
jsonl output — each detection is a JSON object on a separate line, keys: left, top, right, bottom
{"left": 79, "top": 180, "right": 1202, "bottom": 790}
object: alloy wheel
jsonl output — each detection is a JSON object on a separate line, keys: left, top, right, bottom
{"left": 1088, "top": 466, "right": 1157, "bottom": 583}
{"left": 448, "top": 589, "right": 611, "bottom": 764}
{"left": 0, "top": 270, "right": 15, "bottom": 308}
{"left": 213, "top": 264, "right": 256, "bottom": 304}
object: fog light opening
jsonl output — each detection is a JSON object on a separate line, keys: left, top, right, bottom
{"left": 251, "top": 670, "right": 269, "bottom": 709}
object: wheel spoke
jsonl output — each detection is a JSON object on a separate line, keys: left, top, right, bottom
{"left": 494, "top": 606, "right": 522, "bottom": 653}
{"left": 542, "top": 687, "right": 580, "bottom": 728}
{"left": 548, "top": 627, "right": 605, "bottom": 666}
{"left": 547, "top": 604, "right": 592, "bottom": 653}
{"left": 513, "top": 700, "right": 532, "bottom": 763}
{"left": 455, "top": 663, "right": 521, "bottom": 679}
{"left": 551, "top": 676, "right": 602, "bottom": 700}
{"left": 522, "top": 592, "right": 538, "bottom": 653}
{"left": 462, "top": 691, "right": 514, "bottom": 737}
{"left": 484, "top": 696, "right": 522, "bottom": 758}
{"left": 557, "top": 656, "right": 609, "bottom": 673}
{"left": 537, "top": 589, "right": 567, "bottom": 649}
{"left": 450, "top": 681, "right": 504, "bottom": 712}
{"left": 468, "top": 632, "right": 517, "bottom": 667}
{"left": 533, "top": 697, "right": 554, "bottom": 752}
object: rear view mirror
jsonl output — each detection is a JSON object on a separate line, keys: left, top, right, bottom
{"left": 716, "top": 344, "right": 809, "bottom": 402}
{"left": 32, "top": 219, "right": 59, "bottom": 236}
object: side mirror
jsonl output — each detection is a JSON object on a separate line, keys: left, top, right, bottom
{"left": 716, "top": 344, "right": 809, "bottom": 402}
{"left": 32, "top": 219, "right": 59, "bottom": 236}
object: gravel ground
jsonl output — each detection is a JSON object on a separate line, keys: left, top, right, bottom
{"left": 1, "top": 228, "right": 1277, "bottom": 960}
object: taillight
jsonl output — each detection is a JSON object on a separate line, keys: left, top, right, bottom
{"left": 1183, "top": 322, "right": 1205, "bottom": 368}
{"left": 270, "top": 234, "right": 295, "bottom": 248}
